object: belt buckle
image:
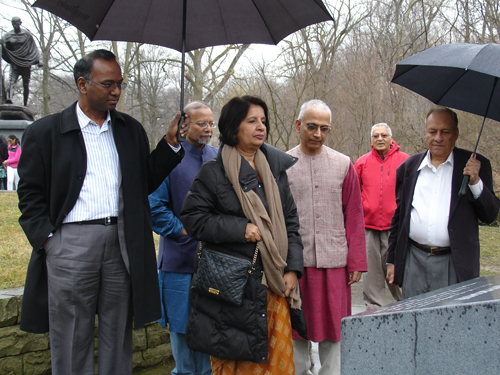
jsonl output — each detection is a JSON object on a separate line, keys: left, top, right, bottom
{"left": 105, "top": 216, "right": 112, "bottom": 225}
{"left": 430, "top": 247, "right": 438, "bottom": 255}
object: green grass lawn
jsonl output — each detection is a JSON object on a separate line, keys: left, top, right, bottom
{"left": 1, "top": 191, "right": 499, "bottom": 290}
{"left": 0, "top": 192, "right": 31, "bottom": 289}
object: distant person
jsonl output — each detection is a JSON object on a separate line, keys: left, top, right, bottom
{"left": 2, "top": 134, "right": 21, "bottom": 190}
{"left": 287, "top": 99, "right": 367, "bottom": 375}
{"left": 17, "top": 49, "right": 187, "bottom": 375}
{"left": 180, "top": 95, "right": 306, "bottom": 374}
{"left": 354, "top": 123, "right": 409, "bottom": 309}
{"left": 0, "top": 135, "right": 8, "bottom": 189}
{"left": 149, "top": 101, "right": 217, "bottom": 375}
{"left": 387, "top": 108, "right": 500, "bottom": 298}
{"left": 0, "top": 16, "right": 42, "bottom": 106}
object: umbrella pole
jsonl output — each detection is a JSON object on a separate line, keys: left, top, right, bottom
{"left": 458, "top": 76, "right": 498, "bottom": 196}
{"left": 176, "top": 0, "right": 188, "bottom": 142}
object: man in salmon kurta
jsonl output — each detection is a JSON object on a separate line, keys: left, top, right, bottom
{"left": 287, "top": 99, "right": 367, "bottom": 375}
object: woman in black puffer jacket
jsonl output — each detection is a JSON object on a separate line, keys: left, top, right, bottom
{"left": 180, "top": 96, "right": 306, "bottom": 374}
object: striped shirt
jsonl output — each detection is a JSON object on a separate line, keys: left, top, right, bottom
{"left": 64, "top": 103, "right": 120, "bottom": 223}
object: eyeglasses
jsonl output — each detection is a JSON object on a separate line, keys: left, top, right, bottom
{"left": 89, "top": 80, "right": 127, "bottom": 91}
{"left": 304, "top": 123, "right": 331, "bottom": 133}
{"left": 371, "top": 134, "right": 390, "bottom": 139}
{"left": 190, "top": 121, "right": 216, "bottom": 129}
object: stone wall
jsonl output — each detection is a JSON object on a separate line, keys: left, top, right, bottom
{"left": 0, "top": 288, "right": 172, "bottom": 374}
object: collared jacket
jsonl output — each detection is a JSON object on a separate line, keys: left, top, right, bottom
{"left": 387, "top": 148, "right": 500, "bottom": 286}
{"left": 180, "top": 143, "right": 304, "bottom": 363}
{"left": 354, "top": 141, "right": 409, "bottom": 231}
{"left": 17, "top": 102, "right": 184, "bottom": 333}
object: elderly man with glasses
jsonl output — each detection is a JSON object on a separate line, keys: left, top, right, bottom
{"left": 354, "top": 123, "right": 409, "bottom": 310}
{"left": 387, "top": 108, "right": 500, "bottom": 299}
{"left": 286, "top": 99, "right": 367, "bottom": 375}
{"left": 149, "top": 101, "right": 216, "bottom": 375}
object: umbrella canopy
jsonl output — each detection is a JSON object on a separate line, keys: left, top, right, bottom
{"left": 392, "top": 42, "right": 500, "bottom": 195}
{"left": 32, "top": 0, "right": 333, "bottom": 53}
{"left": 33, "top": 0, "right": 334, "bottom": 140}
{"left": 392, "top": 43, "right": 500, "bottom": 123}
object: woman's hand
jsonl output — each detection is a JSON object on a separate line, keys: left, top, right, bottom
{"left": 283, "top": 271, "right": 298, "bottom": 297}
{"left": 245, "top": 223, "right": 262, "bottom": 242}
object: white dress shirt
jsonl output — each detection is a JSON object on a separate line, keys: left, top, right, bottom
{"left": 409, "top": 150, "right": 483, "bottom": 247}
{"left": 64, "top": 103, "right": 120, "bottom": 223}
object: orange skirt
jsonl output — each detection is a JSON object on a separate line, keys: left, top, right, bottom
{"left": 211, "top": 289, "right": 295, "bottom": 375}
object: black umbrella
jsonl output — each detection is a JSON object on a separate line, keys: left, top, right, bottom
{"left": 32, "top": 0, "right": 334, "bottom": 140}
{"left": 391, "top": 43, "right": 500, "bottom": 195}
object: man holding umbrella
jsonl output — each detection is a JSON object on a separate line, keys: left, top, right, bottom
{"left": 386, "top": 107, "right": 500, "bottom": 299}
{"left": 17, "top": 49, "right": 188, "bottom": 374}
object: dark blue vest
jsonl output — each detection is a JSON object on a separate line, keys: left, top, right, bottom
{"left": 158, "top": 141, "right": 217, "bottom": 273}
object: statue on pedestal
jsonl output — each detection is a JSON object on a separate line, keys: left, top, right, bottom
{"left": 1, "top": 17, "right": 42, "bottom": 106}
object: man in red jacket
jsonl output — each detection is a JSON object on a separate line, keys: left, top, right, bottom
{"left": 355, "top": 123, "right": 409, "bottom": 309}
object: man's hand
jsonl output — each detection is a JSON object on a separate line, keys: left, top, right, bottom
{"left": 386, "top": 264, "right": 395, "bottom": 285}
{"left": 464, "top": 155, "right": 481, "bottom": 185}
{"left": 348, "top": 271, "right": 362, "bottom": 285}
{"left": 165, "top": 111, "right": 189, "bottom": 147}
{"left": 283, "top": 271, "right": 298, "bottom": 297}
{"left": 244, "top": 223, "right": 262, "bottom": 242}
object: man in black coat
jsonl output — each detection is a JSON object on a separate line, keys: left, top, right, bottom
{"left": 387, "top": 108, "right": 500, "bottom": 298}
{"left": 17, "top": 49, "right": 187, "bottom": 375}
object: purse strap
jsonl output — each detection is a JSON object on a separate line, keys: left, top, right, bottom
{"left": 249, "top": 245, "right": 259, "bottom": 275}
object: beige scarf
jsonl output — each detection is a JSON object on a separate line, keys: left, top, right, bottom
{"left": 222, "top": 145, "right": 301, "bottom": 309}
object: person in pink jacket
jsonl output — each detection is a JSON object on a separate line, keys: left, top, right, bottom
{"left": 354, "top": 123, "right": 409, "bottom": 309}
{"left": 3, "top": 134, "right": 22, "bottom": 190}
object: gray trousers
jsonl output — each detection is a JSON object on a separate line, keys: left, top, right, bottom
{"left": 45, "top": 223, "right": 132, "bottom": 375}
{"left": 402, "top": 241, "right": 458, "bottom": 299}
{"left": 363, "top": 229, "right": 402, "bottom": 309}
{"left": 293, "top": 339, "right": 340, "bottom": 375}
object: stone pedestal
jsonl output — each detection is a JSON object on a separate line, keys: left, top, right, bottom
{"left": 341, "top": 275, "right": 500, "bottom": 375}
{"left": 0, "top": 104, "right": 34, "bottom": 140}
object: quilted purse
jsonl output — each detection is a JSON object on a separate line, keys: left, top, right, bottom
{"left": 192, "top": 242, "right": 259, "bottom": 306}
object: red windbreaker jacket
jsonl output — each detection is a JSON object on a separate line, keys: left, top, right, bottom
{"left": 354, "top": 141, "right": 409, "bottom": 230}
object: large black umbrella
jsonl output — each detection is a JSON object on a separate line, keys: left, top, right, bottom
{"left": 391, "top": 42, "right": 500, "bottom": 195}
{"left": 32, "top": 0, "right": 334, "bottom": 139}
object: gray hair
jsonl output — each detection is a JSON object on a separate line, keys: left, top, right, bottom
{"left": 184, "top": 101, "right": 210, "bottom": 116}
{"left": 298, "top": 99, "right": 331, "bottom": 123}
{"left": 371, "top": 123, "right": 392, "bottom": 137}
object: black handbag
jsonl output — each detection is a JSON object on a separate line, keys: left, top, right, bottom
{"left": 192, "top": 242, "right": 259, "bottom": 306}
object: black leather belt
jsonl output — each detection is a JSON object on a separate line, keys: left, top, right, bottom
{"left": 410, "top": 239, "right": 451, "bottom": 255}
{"left": 76, "top": 217, "right": 118, "bottom": 225}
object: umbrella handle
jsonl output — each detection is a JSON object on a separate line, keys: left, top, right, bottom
{"left": 458, "top": 175, "right": 470, "bottom": 196}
